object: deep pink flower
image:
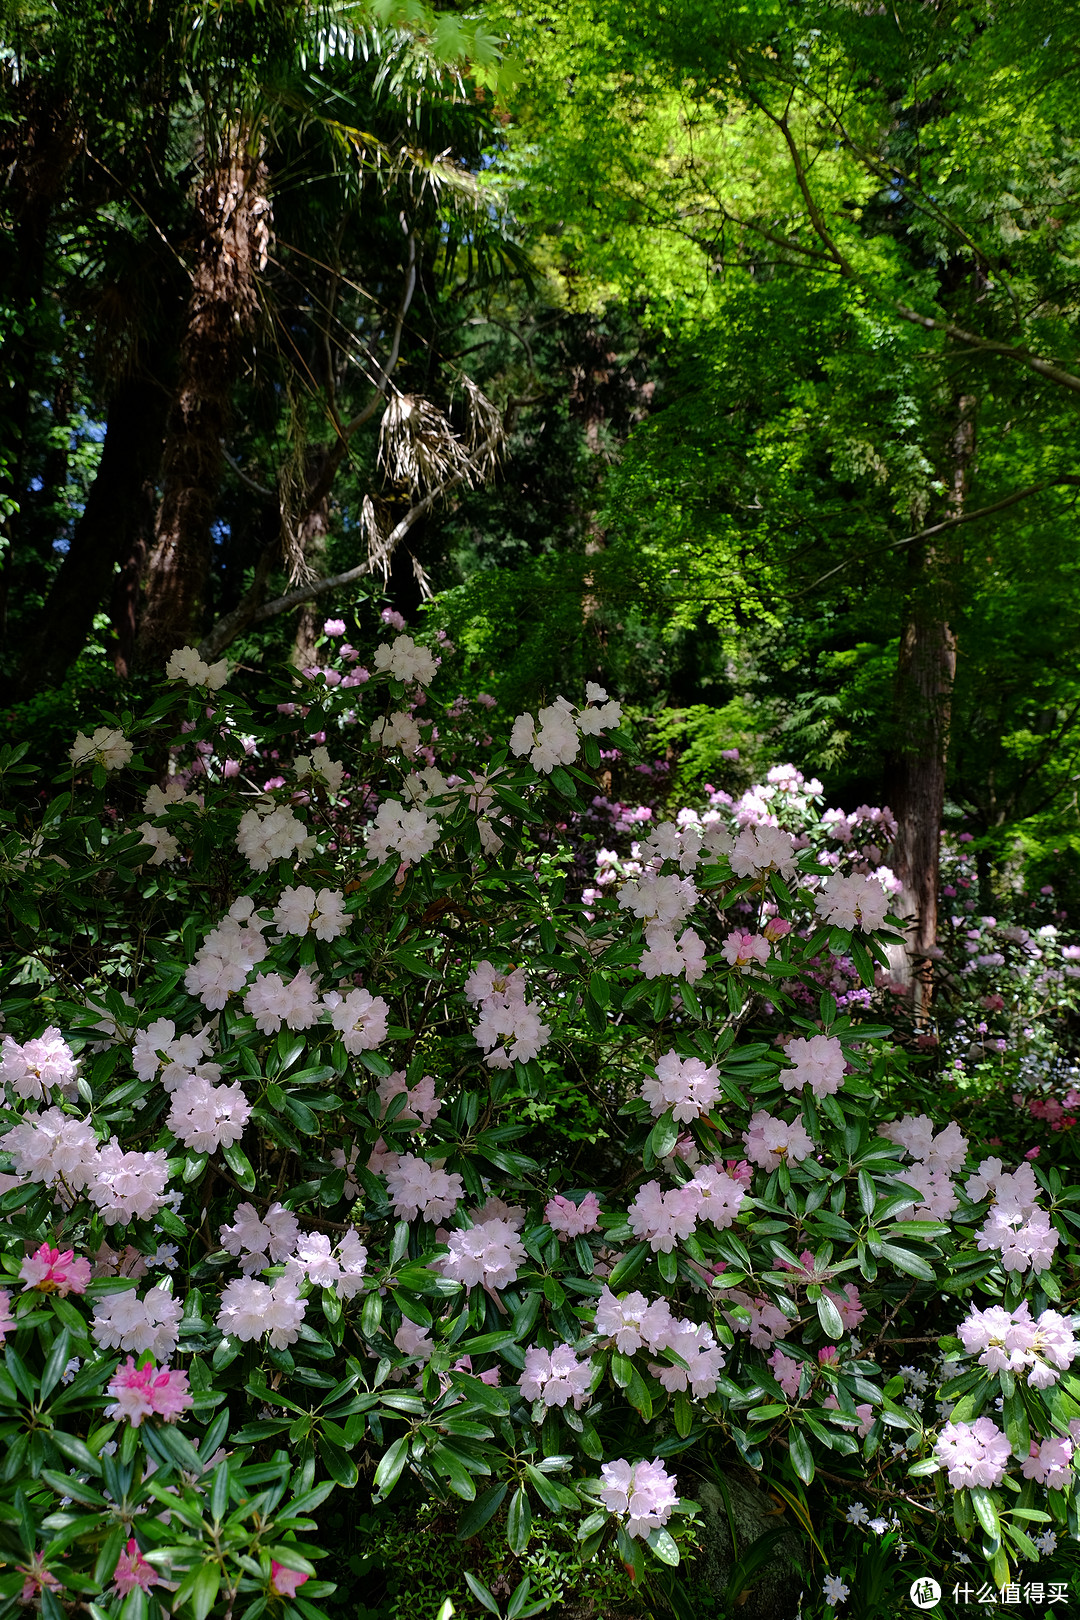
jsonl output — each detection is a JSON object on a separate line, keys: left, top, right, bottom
{"left": 114, "top": 1540, "right": 159, "bottom": 1595}
{"left": 105, "top": 1358, "right": 193, "bottom": 1426}
{"left": 19, "top": 1243, "right": 91, "bottom": 1296}
{"left": 271, "top": 1562, "right": 310, "bottom": 1598}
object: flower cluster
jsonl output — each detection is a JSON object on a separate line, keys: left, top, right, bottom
{"left": 467, "top": 958, "right": 551, "bottom": 1069}
{"left": 598, "top": 1458, "right": 679, "bottom": 1539}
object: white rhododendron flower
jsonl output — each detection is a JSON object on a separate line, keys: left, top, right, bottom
{"left": 69, "top": 726, "right": 133, "bottom": 771}
{"left": 373, "top": 634, "right": 437, "bottom": 685}
{"left": 165, "top": 646, "right": 229, "bottom": 689}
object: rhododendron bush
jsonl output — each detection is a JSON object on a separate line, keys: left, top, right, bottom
{"left": 0, "top": 623, "right": 1077, "bottom": 1620}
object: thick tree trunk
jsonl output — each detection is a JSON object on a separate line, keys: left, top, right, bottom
{"left": 11, "top": 377, "right": 165, "bottom": 694}
{"left": 134, "top": 136, "right": 269, "bottom": 672}
{"left": 885, "top": 396, "right": 977, "bottom": 1011}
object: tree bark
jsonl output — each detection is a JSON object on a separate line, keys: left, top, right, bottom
{"left": 10, "top": 376, "right": 165, "bottom": 694}
{"left": 885, "top": 395, "right": 977, "bottom": 1011}
{"left": 134, "top": 135, "right": 269, "bottom": 672}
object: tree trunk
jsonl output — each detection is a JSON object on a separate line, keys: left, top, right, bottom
{"left": 134, "top": 134, "right": 269, "bottom": 672}
{"left": 885, "top": 395, "right": 977, "bottom": 1012}
{"left": 11, "top": 376, "right": 165, "bottom": 694}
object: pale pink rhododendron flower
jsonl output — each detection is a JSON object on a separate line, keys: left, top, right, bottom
{"left": 273, "top": 885, "right": 349, "bottom": 941}
{"left": 217, "top": 1276, "right": 306, "bottom": 1348}
{"left": 132, "top": 1018, "right": 215, "bottom": 1087}
{"left": 92, "top": 1285, "right": 183, "bottom": 1359}
{"left": 244, "top": 968, "right": 321, "bottom": 1035}
{"left": 729, "top": 825, "right": 799, "bottom": 879}
{"left": 519, "top": 1344, "right": 593, "bottom": 1408}
{"left": 823, "top": 1396, "right": 874, "bottom": 1439}
{"left": 105, "top": 1358, "right": 193, "bottom": 1426}
{"left": 385, "top": 1155, "right": 463, "bottom": 1223}
{"left": 441, "top": 1218, "right": 525, "bottom": 1290}
{"left": 236, "top": 804, "right": 312, "bottom": 872}
{"left": 472, "top": 999, "right": 550, "bottom": 1068}
{"left": 648, "top": 1319, "right": 726, "bottom": 1398}
{"left": 935, "top": 1416, "right": 1012, "bottom": 1488}
{"left": 640, "top": 923, "right": 708, "bottom": 983}
{"left": 894, "top": 1161, "right": 959, "bottom": 1222}
{"left": 365, "top": 799, "right": 440, "bottom": 863}
{"left": 1, "top": 1107, "right": 98, "bottom": 1187}
{"left": 598, "top": 1457, "right": 679, "bottom": 1539}
{"left": 0, "top": 1291, "right": 13, "bottom": 1341}
{"left": 324, "top": 986, "right": 390, "bottom": 1053}
{"left": 976, "top": 1206, "right": 1059, "bottom": 1273}
{"left": 814, "top": 871, "right": 889, "bottom": 930}
{"left": 780, "top": 1034, "right": 845, "bottom": 1097}
{"left": 1022, "top": 1437, "right": 1073, "bottom": 1490}
{"left": 293, "top": 745, "right": 345, "bottom": 794}
{"left": 594, "top": 1287, "right": 674, "bottom": 1355}
{"left": 721, "top": 930, "right": 770, "bottom": 968}
{"left": 1, "top": 1027, "right": 77, "bottom": 1100}
{"left": 270, "top": 1563, "right": 310, "bottom": 1599}
{"left": 619, "top": 872, "right": 698, "bottom": 928}
{"left": 510, "top": 698, "right": 579, "bottom": 773}
{"left": 370, "top": 710, "right": 422, "bottom": 755}
{"left": 641, "top": 1050, "right": 720, "bottom": 1122}
{"left": 185, "top": 897, "right": 269, "bottom": 1009}
{"left": 825, "top": 1283, "right": 867, "bottom": 1331}
{"left": 881, "top": 1113, "right": 968, "bottom": 1174}
{"left": 113, "top": 1540, "right": 160, "bottom": 1595}
{"left": 685, "top": 1164, "right": 745, "bottom": 1230}
{"left": 468, "top": 1196, "right": 526, "bottom": 1230}
{"left": 167, "top": 1075, "right": 251, "bottom": 1153}
{"left": 768, "top": 1347, "right": 803, "bottom": 1398}
{"left": 19, "top": 1243, "right": 91, "bottom": 1296}
{"left": 721, "top": 1289, "right": 791, "bottom": 1349}
{"left": 545, "top": 1191, "right": 601, "bottom": 1238}
{"left": 88, "top": 1142, "right": 170, "bottom": 1224}
{"left": 394, "top": 1320, "right": 433, "bottom": 1363}
{"left": 743, "top": 1110, "right": 814, "bottom": 1169}
{"left": 464, "top": 960, "right": 526, "bottom": 1004}
{"left": 378, "top": 1070, "right": 441, "bottom": 1125}
{"left": 628, "top": 1181, "right": 699, "bottom": 1252}
{"left": 220, "top": 1201, "right": 299, "bottom": 1272}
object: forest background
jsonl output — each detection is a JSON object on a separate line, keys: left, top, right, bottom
{"left": 4, "top": 0, "right": 1080, "bottom": 951}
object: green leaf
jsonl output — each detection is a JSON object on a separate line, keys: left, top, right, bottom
{"left": 788, "top": 1427, "right": 815, "bottom": 1485}
{"left": 647, "top": 1111, "right": 679, "bottom": 1160}
{"left": 816, "top": 1294, "right": 844, "bottom": 1341}
{"left": 506, "top": 1485, "right": 532, "bottom": 1555}
{"left": 188, "top": 1562, "right": 221, "bottom": 1620}
{"left": 868, "top": 1241, "right": 935, "bottom": 1281}
{"left": 857, "top": 1170, "right": 877, "bottom": 1219}
{"left": 457, "top": 1482, "right": 509, "bottom": 1540}
{"left": 647, "top": 1528, "right": 680, "bottom": 1566}
{"left": 463, "top": 1573, "right": 500, "bottom": 1616}
{"left": 607, "top": 1243, "right": 650, "bottom": 1291}
{"left": 373, "top": 1436, "right": 408, "bottom": 1499}
{"left": 221, "top": 1140, "right": 255, "bottom": 1190}
{"left": 969, "top": 1487, "right": 1000, "bottom": 1540}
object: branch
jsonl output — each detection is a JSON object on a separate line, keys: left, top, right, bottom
{"left": 806, "top": 476, "right": 1080, "bottom": 592}
{"left": 343, "top": 231, "right": 418, "bottom": 439}
{"left": 200, "top": 427, "right": 502, "bottom": 657}
{"left": 738, "top": 84, "right": 1080, "bottom": 395}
